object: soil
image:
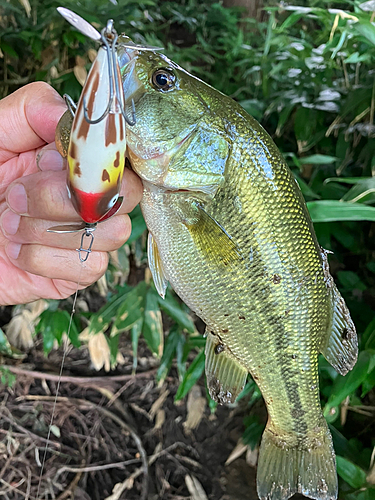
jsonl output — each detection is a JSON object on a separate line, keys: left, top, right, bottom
{"left": 0, "top": 336, "right": 264, "bottom": 500}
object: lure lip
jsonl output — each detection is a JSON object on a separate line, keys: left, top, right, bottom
{"left": 57, "top": 7, "right": 101, "bottom": 41}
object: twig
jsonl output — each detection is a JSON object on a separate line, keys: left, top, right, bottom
{"left": 20, "top": 396, "right": 149, "bottom": 500}
{"left": 56, "top": 458, "right": 141, "bottom": 477}
{"left": 5, "top": 365, "right": 157, "bottom": 386}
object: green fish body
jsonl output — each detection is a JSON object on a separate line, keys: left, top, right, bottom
{"left": 56, "top": 40, "right": 358, "bottom": 500}
{"left": 118, "top": 44, "right": 358, "bottom": 500}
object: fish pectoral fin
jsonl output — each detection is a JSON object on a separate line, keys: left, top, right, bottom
{"left": 257, "top": 420, "right": 337, "bottom": 500}
{"left": 148, "top": 232, "right": 168, "bottom": 299}
{"left": 186, "top": 203, "right": 242, "bottom": 268}
{"left": 320, "top": 283, "right": 358, "bottom": 376}
{"left": 205, "top": 330, "right": 247, "bottom": 405}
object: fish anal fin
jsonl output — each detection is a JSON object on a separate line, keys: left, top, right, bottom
{"left": 205, "top": 330, "right": 247, "bottom": 405}
{"left": 321, "top": 283, "right": 358, "bottom": 376}
{"left": 148, "top": 232, "right": 168, "bottom": 299}
{"left": 186, "top": 203, "right": 242, "bottom": 269}
{"left": 257, "top": 420, "right": 337, "bottom": 500}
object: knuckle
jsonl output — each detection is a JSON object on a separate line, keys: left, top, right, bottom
{"left": 87, "top": 251, "right": 109, "bottom": 282}
{"left": 113, "top": 215, "right": 132, "bottom": 247}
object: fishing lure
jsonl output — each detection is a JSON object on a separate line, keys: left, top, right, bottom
{"left": 51, "top": 8, "right": 161, "bottom": 261}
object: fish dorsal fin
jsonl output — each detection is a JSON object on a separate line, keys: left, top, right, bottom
{"left": 186, "top": 202, "right": 242, "bottom": 269}
{"left": 320, "top": 252, "right": 358, "bottom": 375}
{"left": 205, "top": 330, "right": 248, "bottom": 405}
{"left": 148, "top": 232, "right": 168, "bottom": 299}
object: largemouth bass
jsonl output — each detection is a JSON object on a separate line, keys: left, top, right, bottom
{"left": 55, "top": 33, "right": 358, "bottom": 499}
{"left": 117, "top": 42, "right": 358, "bottom": 500}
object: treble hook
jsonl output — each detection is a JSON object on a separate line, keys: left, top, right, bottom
{"left": 83, "top": 19, "right": 136, "bottom": 126}
{"left": 65, "top": 94, "right": 77, "bottom": 118}
{"left": 77, "top": 224, "right": 97, "bottom": 262}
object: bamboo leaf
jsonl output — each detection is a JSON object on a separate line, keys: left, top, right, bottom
{"left": 175, "top": 350, "right": 205, "bottom": 401}
{"left": 307, "top": 200, "right": 375, "bottom": 222}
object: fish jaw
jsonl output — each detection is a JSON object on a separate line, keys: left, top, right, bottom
{"left": 119, "top": 46, "right": 230, "bottom": 192}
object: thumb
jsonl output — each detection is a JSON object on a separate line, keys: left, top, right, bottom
{"left": 0, "top": 82, "right": 67, "bottom": 156}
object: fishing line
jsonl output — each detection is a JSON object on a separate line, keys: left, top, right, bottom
{"left": 35, "top": 261, "right": 84, "bottom": 500}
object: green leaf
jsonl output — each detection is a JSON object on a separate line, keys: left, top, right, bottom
{"left": 157, "top": 325, "right": 185, "bottom": 382}
{"left": 89, "top": 284, "right": 131, "bottom": 335}
{"left": 299, "top": 154, "right": 338, "bottom": 165}
{"left": 175, "top": 350, "right": 205, "bottom": 401}
{"left": 158, "top": 291, "right": 195, "bottom": 333}
{"left": 336, "top": 456, "right": 367, "bottom": 489}
{"left": 363, "top": 317, "right": 375, "bottom": 349}
{"left": 307, "top": 200, "right": 375, "bottom": 222}
{"left": 324, "top": 350, "right": 375, "bottom": 415}
{"left": 242, "top": 414, "right": 264, "bottom": 450}
{"left": 361, "top": 367, "right": 375, "bottom": 397}
{"left": 131, "top": 319, "right": 143, "bottom": 374}
{"left": 294, "top": 173, "right": 321, "bottom": 199}
{"left": 37, "top": 310, "right": 79, "bottom": 355}
{"left": 127, "top": 213, "right": 147, "bottom": 244}
{"left": 341, "top": 177, "right": 375, "bottom": 204}
{"left": 294, "top": 107, "right": 317, "bottom": 143}
{"left": 143, "top": 288, "right": 164, "bottom": 357}
{"left": 112, "top": 281, "right": 147, "bottom": 335}
{"left": 337, "top": 271, "right": 367, "bottom": 291}
{"left": 0, "top": 328, "right": 13, "bottom": 356}
{"left": 354, "top": 21, "right": 375, "bottom": 47}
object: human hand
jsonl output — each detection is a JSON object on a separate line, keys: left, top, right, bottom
{"left": 0, "top": 82, "right": 143, "bottom": 306}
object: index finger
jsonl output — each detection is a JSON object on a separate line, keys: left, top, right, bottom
{"left": 0, "top": 82, "right": 67, "bottom": 162}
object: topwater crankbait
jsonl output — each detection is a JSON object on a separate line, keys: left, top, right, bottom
{"left": 51, "top": 8, "right": 161, "bottom": 261}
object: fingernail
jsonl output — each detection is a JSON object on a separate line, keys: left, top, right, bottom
{"left": 7, "top": 184, "right": 28, "bottom": 214}
{"left": 37, "top": 149, "right": 64, "bottom": 171}
{"left": 6, "top": 242, "right": 21, "bottom": 260}
{"left": 1, "top": 210, "right": 20, "bottom": 235}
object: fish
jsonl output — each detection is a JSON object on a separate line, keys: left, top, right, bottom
{"left": 54, "top": 27, "right": 358, "bottom": 499}
{"left": 115, "top": 40, "right": 358, "bottom": 500}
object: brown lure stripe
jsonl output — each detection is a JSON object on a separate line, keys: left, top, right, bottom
{"left": 114, "top": 151, "right": 120, "bottom": 168}
{"left": 102, "top": 169, "right": 110, "bottom": 182}
{"left": 105, "top": 113, "right": 117, "bottom": 146}
{"left": 69, "top": 141, "right": 78, "bottom": 160}
{"left": 119, "top": 116, "right": 124, "bottom": 141}
{"left": 74, "top": 162, "right": 82, "bottom": 177}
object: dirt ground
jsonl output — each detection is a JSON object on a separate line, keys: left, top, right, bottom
{"left": 0, "top": 335, "right": 265, "bottom": 500}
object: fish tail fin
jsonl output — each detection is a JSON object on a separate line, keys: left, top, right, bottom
{"left": 257, "top": 422, "right": 337, "bottom": 500}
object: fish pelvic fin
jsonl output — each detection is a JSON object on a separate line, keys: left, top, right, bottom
{"left": 205, "top": 330, "right": 248, "bottom": 405}
{"left": 257, "top": 420, "right": 337, "bottom": 500}
{"left": 148, "top": 232, "right": 168, "bottom": 299}
{"left": 320, "top": 282, "right": 358, "bottom": 376}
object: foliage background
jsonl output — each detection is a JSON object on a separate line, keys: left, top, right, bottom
{"left": 0, "top": 0, "right": 375, "bottom": 498}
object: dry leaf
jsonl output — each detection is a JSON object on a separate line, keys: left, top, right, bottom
{"left": 246, "top": 446, "right": 258, "bottom": 468}
{"left": 154, "top": 409, "right": 165, "bottom": 430}
{"left": 18, "top": 0, "right": 31, "bottom": 17}
{"left": 50, "top": 66, "right": 59, "bottom": 79}
{"left": 75, "top": 55, "right": 86, "bottom": 67}
{"left": 185, "top": 475, "right": 208, "bottom": 500}
{"left": 4, "top": 301, "right": 47, "bottom": 351}
{"left": 87, "top": 332, "right": 111, "bottom": 372}
{"left": 88, "top": 48, "right": 98, "bottom": 62}
{"left": 97, "top": 274, "right": 108, "bottom": 297}
{"left": 74, "top": 65, "right": 87, "bottom": 86}
{"left": 184, "top": 385, "right": 206, "bottom": 432}
{"left": 367, "top": 446, "right": 375, "bottom": 485}
{"left": 225, "top": 438, "right": 247, "bottom": 466}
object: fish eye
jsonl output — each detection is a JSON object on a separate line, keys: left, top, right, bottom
{"left": 151, "top": 68, "right": 176, "bottom": 91}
